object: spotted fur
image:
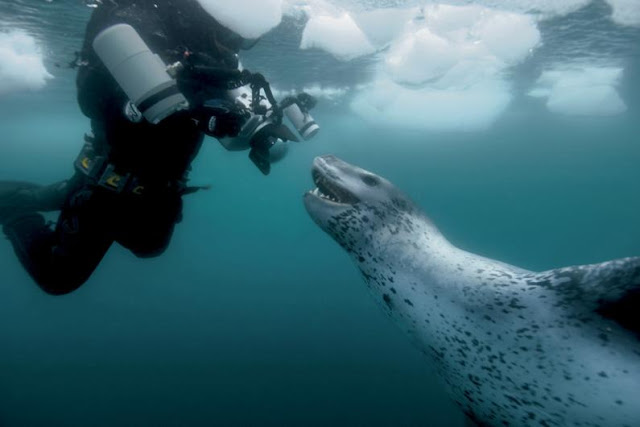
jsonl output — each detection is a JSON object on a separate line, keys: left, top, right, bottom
{"left": 304, "top": 155, "right": 640, "bottom": 427}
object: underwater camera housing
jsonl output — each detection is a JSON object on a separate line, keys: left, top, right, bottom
{"left": 221, "top": 78, "right": 320, "bottom": 175}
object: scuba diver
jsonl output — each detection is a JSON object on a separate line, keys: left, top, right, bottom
{"left": 0, "top": 0, "right": 318, "bottom": 295}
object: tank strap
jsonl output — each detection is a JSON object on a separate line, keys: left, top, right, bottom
{"left": 73, "top": 141, "right": 198, "bottom": 197}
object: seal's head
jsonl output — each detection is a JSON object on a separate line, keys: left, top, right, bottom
{"left": 304, "top": 155, "right": 428, "bottom": 254}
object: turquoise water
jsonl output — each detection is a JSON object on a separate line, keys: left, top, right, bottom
{"left": 1, "top": 1, "right": 639, "bottom": 426}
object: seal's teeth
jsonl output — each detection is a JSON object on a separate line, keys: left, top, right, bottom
{"left": 311, "top": 177, "right": 353, "bottom": 204}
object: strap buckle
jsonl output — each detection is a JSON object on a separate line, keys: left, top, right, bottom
{"left": 74, "top": 145, "right": 106, "bottom": 179}
{"left": 97, "top": 164, "right": 130, "bottom": 194}
{"left": 128, "top": 176, "right": 147, "bottom": 196}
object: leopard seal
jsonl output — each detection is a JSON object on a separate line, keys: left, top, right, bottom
{"left": 303, "top": 155, "right": 640, "bottom": 427}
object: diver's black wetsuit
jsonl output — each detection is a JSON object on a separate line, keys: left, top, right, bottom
{"left": 1, "top": 0, "right": 244, "bottom": 295}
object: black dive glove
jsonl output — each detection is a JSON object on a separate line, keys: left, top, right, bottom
{"left": 198, "top": 99, "right": 249, "bottom": 139}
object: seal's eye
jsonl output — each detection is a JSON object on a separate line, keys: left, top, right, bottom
{"left": 361, "top": 174, "right": 380, "bottom": 187}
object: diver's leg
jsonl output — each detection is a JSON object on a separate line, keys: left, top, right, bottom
{"left": 2, "top": 186, "right": 113, "bottom": 295}
{"left": 117, "top": 194, "right": 183, "bottom": 258}
{"left": 33, "top": 181, "right": 72, "bottom": 211}
{"left": 0, "top": 180, "right": 71, "bottom": 224}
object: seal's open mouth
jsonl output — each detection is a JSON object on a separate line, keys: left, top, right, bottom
{"left": 307, "top": 158, "right": 359, "bottom": 206}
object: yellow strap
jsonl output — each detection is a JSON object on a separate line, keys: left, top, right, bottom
{"left": 105, "top": 175, "right": 121, "bottom": 188}
{"left": 81, "top": 157, "right": 91, "bottom": 170}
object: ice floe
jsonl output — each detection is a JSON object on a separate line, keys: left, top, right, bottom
{"left": 281, "top": 0, "right": 633, "bottom": 129}
{"left": 301, "top": 13, "right": 376, "bottom": 60}
{"left": 275, "top": 85, "right": 350, "bottom": 102}
{"left": 196, "top": 0, "right": 283, "bottom": 40}
{"left": 605, "top": 0, "right": 640, "bottom": 27}
{"left": 349, "top": 4, "right": 540, "bottom": 131}
{"left": 0, "top": 30, "right": 52, "bottom": 95}
{"left": 529, "top": 67, "right": 627, "bottom": 116}
{"left": 351, "top": 77, "right": 512, "bottom": 132}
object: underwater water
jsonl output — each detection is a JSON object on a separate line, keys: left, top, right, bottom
{"left": 1, "top": 0, "right": 639, "bottom": 426}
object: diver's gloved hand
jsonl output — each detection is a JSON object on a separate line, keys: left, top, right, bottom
{"left": 198, "top": 100, "right": 249, "bottom": 139}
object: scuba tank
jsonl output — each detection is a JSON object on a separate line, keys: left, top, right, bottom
{"left": 92, "top": 24, "right": 189, "bottom": 124}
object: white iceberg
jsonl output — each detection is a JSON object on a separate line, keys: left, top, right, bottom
{"left": 300, "top": 13, "right": 376, "bottom": 60}
{"left": 0, "top": 31, "right": 52, "bottom": 95}
{"left": 529, "top": 67, "right": 627, "bottom": 116}
{"left": 196, "top": 0, "right": 283, "bottom": 40}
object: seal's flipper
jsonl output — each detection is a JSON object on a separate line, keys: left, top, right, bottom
{"left": 597, "top": 286, "right": 640, "bottom": 337}
{"left": 531, "top": 257, "right": 640, "bottom": 334}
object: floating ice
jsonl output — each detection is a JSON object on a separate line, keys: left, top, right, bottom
{"left": 288, "top": 0, "right": 592, "bottom": 19}
{"left": 297, "top": 85, "right": 349, "bottom": 101}
{"left": 605, "top": 0, "right": 640, "bottom": 27}
{"left": 475, "top": 12, "right": 541, "bottom": 65}
{"left": 274, "top": 84, "right": 349, "bottom": 102}
{"left": 0, "top": 31, "right": 52, "bottom": 95}
{"left": 286, "top": 0, "right": 634, "bottom": 129}
{"left": 384, "top": 27, "right": 460, "bottom": 85}
{"left": 300, "top": 13, "right": 375, "bottom": 60}
{"left": 382, "top": 5, "right": 540, "bottom": 83}
{"left": 529, "top": 67, "right": 627, "bottom": 116}
{"left": 473, "top": 0, "right": 591, "bottom": 18}
{"left": 289, "top": 0, "right": 633, "bottom": 31}
{"left": 196, "top": 0, "right": 283, "bottom": 40}
{"left": 351, "top": 4, "right": 539, "bottom": 131}
{"left": 351, "top": 77, "right": 512, "bottom": 132}
{"left": 352, "top": 7, "right": 418, "bottom": 48}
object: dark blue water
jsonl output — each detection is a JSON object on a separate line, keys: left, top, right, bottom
{"left": 1, "top": 1, "right": 639, "bottom": 426}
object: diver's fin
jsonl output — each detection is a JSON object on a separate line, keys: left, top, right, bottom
{"left": 0, "top": 180, "right": 69, "bottom": 224}
{"left": 0, "top": 181, "right": 41, "bottom": 203}
{"left": 0, "top": 181, "right": 40, "bottom": 224}
{"left": 530, "top": 257, "right": 640, "bottom": 333}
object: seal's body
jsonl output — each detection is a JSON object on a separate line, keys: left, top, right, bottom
{"left": 304, "top": 155, "right": 640, "bottom": 427}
